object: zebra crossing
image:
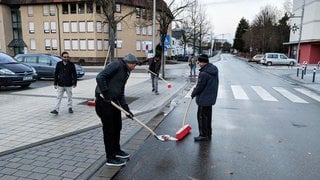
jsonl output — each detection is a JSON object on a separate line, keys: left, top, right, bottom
{"left": 187, "top": 84, "right": 320, "bottom": 104}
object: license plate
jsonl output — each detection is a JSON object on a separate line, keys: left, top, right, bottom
{"left": 23, "top": 76, "right": 33, "bottom": 81}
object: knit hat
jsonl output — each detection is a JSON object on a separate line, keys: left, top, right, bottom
{"left": 198, "top": 54, "right": 209, "bottom": 63}
{"left": 123, "top": 53, "right": 138, "bottom": 64}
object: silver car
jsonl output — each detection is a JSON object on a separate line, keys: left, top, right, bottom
{"left": 261, "top": 53, "right": 297, "bottom": 66}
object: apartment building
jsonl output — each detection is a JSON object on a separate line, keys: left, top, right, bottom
{"left": 286, "top": 0, "right": 320, "bottom": 64}
{"left": 0, "top": 0, "right": 171, "bottom": 64}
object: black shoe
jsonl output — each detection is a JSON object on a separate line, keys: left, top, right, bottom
{"left": 106, "top": 157, "right": 126, "bottom": 167}
{"left": 68, "top": 108, "right": 73, "bottom": 113}
{"left": 116, "top": 150, "right": 130, "bottom": 159}
{"left": 50, "top": 110, "right": 58, "bottom": 115}
{"left": 152, "top": 89, "right": 155, "bottom": 92}
{"left": 155, "top": 91, "right": 159, "bottom": 95}
{"left": 194, "top": 136, "right": 210, "bottom": 142}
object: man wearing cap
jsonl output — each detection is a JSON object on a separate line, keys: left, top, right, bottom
{"left": 191, "top": 54, "right": 219, "bottom": 142}
{"left": 95, "top": 53, "right": 137, "bottom": 166}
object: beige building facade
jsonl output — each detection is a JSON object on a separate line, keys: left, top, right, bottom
{"left": 0, "top": 0, "right": 171, "bottom": 64}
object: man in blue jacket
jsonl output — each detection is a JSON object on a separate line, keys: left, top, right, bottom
{"left": 191, "top": 54, "right": 219, "bottom": 142}
{"left": 95, "top": 53, "right": 137, "bottom": 166}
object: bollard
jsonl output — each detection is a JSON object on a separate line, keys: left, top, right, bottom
{"left": 301, "top": 66, "right": 304, "bottom": 79}
{"left": 312, "top": 67, "right": 317, "bottom": 83}
{"left": 304, "top": 62, "right": 308, "bottom": 75}
{"left": 296, "top": 66, "right": 300, "bottom": 77}
{"left": 318, "top": 61, "right": 320, "bottom": 69}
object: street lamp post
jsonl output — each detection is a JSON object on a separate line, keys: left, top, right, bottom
{"left": 152, "top": 0, "right": 156, "bottom": 56}
{"left": 291, "top": 0, "right": 305, "bottom": 63}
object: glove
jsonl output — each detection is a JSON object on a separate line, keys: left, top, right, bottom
{"left": 101, "top": 91, "right": 111, "bottom": 102}
{"left": 123, "top": 104, "right": 134, "bottom": 119}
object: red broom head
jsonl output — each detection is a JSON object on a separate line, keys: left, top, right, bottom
{"left": 167, "top": 83, "right": 172, "bottom": 88}
{"left": 175, "top": 124, "right": 192, "bottom": 140}
{"left": 87, "top": 100, "right": 96, "bottom": 106}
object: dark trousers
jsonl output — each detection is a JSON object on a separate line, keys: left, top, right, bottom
{"left": 197, "top": 106, "right": 212, "bottom": 137}
{"left": 95, "top": 96, "right": 122, "bottom": 159}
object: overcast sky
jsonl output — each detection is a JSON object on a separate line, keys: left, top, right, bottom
{"left": 197, "top": 0, "right": 291, "bottom": 43}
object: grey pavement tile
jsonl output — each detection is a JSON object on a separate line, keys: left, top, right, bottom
{"left": 32, "top": 166, "right": 50, "bottom": 173}
{"left": 5, "top": 162, "right": 22, "bottom": 169}
{"left": 44, "top": 162, "right": 62, "bottom": 169}
{"left": 47, "top": 158, "right": 64, "bottom": 164}
{"left": 58, "top": 164, "right": 76, "bottom": 172}
{"left": 44, "top": 175, "right": 63, "bottom": 180}
{"left": 31, "top": 160, "right": 47, "bottom": 167}
{"left": 60, "top": 160, "right": 78, "bottom": 166}
{"left": 0, "top": 175, "right": 19, "bottom": 180}
{"left": 34, "top": 155, "right": 51, "bottom": 162}
{"left": 27, "top": 172, "right": 48, "bottom": 179}
{"left": 0, "top": 167, "right": 18, "bottom": 175}
{"left": 13, "top": 170, "right": 33, "bottom": 178}
{"left": 17, "top": 164, "right": 36, "bottom": 171}
{"left": 47, "top": 169, "right": 65, "bottom": 176}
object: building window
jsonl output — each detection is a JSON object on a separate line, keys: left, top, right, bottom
{"left": 51, "top": 22, "right": 56, "bottom": 33}
{"left": 30, "top": 39, "right": 36, "bottom": 50}
{"left": 136, "top": 41, "right": 141, "bottom": 51}
{"left": 52, "top": 39, "right": 58, "bottom": 50}
{"left": 142, "top": 8, "right": 146, "bottom": 19}
{"left": 45, "top": 39, "right": 51, "bottom": 50}
{"left": 63, "top": 22, "right": 69, "bottom": 33}
{"left": 117, "top": 22, "right": 122, "bottom": 31}
{"left": 44, "top": 22, "right": 50, "bottom": 33}
{"left": 104, "top": 40, "right": 109, "bottom": 50}
{"left": 80, "top": 39, "right": 86, "bottom": 50}
{"left": 62, "top": 3, "right": 68, "bottom": 14}
{"left": 116, "top": 40, "right": 122, "bottom": 48}
{"left": 147, "top": 26, "right": 152, "bottom": 35}
{"left": 148, "top": 9, "right": 152, "bottom": 20}
{"left": 70, "top": 3, "right": 77, "bottom": 14}
{"left": 79, "top": 21, "right": 86, "bottom": 32}
{"left": 96, "top": 5, "right": 101, "bottom": 14}
{"left": 87, "top": 2, "right": 93, "bottom": 13}
{"left": 87, "top": 21, "right": 94, "bottom": 32}
{"left": 103, "top": 23, "right": 108, "bottom": 33}
{"left": 78, "top": 3, "right": 85, "bottom": 14}
{"left": 72, "top": 39, "right": 78, "bottom": 50}
{"left": 43, "top": 5, "right": 49, "bottom": 16}
{"left": 97, "top": 39, "right": 103, "bottom": 50}
{"left": 136, "top": 7, "right": 140, "bottom": 18}
{"left": 88, "top": 39, "right": 94, "bottom": 50}
{"left": 97, "top": 21, "right": 102, "bottom": 33}
{"left": 142, "top": 26, "right": 146, "bottom": 35}
{"left": 71, "top": 21, "right": 78, "bottom": 33}
{"left": 116, "top": 4, "right": 121, "bottom": 13}
{"left": 64, "top": 39, "right": 70, "bottom": 50}
{"left": 136, "top": 25, "right": 141, "bottom": 35}
{"left": 27, "top": 6, "right": 33, "bottom": 16}
{"left": 29, "top": 22, "right": 35, "bottom": 34}
{"left": 49, "top": 5, "right": 55, "bottom": 16}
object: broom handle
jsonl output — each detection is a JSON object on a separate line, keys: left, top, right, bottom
{"left": 146, "top": 68, "right": 170, "bottom": 84}
{"left": 182, "top": 98, "right": 193, "bottom": 127}
{"left": 103, "top": 46, "right": 111, "bottom": 68}
{"left": 111, "top": 101, "right": 157, "bottom": 136}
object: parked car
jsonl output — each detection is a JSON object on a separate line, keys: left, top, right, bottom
{"left": 249, "top": 54, "right": 264, "bottom": 63}
{"left": 177, "top": 54, "right": 189, "bottom": 61}
{"left": 14, "top": 53, "right": 85, "bottom": 79}
{"left": 0, "top": 52, "right": 37, "bottom": 88}
{"left": 260, "top": 53, "right": 297, "bottom": 66}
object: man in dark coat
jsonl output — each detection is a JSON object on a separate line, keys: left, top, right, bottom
{"left": 191, "top": 54, "right": 219, "bottom": 141}
{"left": 50, "top": 51, "right": 77, "bottom": 115}
{"left": 148, "top": 53, "right": 161, "bottom": 95}
{"left": 95, "top": 53, "right": 137, "bottom": 166}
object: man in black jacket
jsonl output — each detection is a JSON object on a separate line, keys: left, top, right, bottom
{"left": 191, "top": 54, "right": 219, "bottom": 142}
{"left": 95, "top": 53, "right": 137, "bottom": 166}
{"left": 50, "top": 51, "right": 77, "bottom": 115}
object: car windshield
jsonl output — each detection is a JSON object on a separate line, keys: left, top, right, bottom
{"left": 0, "top": 53, "right": 17, "bottom": 63}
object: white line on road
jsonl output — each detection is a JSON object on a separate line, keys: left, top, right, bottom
{"left": 273, "top": 87, "right": 308, "bottom": 103}
{"left": 251, "top": 86, "right": 278, "bottom": 101}
{"left": 231, "top": 85, "right": 249, "bottom": 100}
{"left": 294, "top": 88, "right": 320, "bottom": 102}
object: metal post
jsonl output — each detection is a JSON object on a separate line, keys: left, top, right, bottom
{"left": 304, "top": 62, "right": 307, "bottom": 75}
{"left": 152, "top": 0, "right": 156, "bottom": 56}
{"left": 301, "top": 66, "right": 304, "bottom": 79}
{"left": 312, "top": 67, "right": 316, "bottom": 83}
{"left": 296, "top": 0, "right": 305, "bottom": 63}
{"left": 297, "top": 66, "right": 300, "bottom": 77}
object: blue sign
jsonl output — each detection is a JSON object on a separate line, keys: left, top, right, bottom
{"left": 160, "top": 34, "right": 170, "bottom": 49}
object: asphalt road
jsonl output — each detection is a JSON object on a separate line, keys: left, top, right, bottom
{"left": 113, "top": 54, "right": 320, "bottom": 180}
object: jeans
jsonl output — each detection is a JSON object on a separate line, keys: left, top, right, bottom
{"left": 190, "top": 64, "right": 196, "bottom": 75}
{"left": 54, "top": 86, "right": 72, "bottom": 111}
{"left": 151, "top": 74, "right": 159, "bottom": 92}
{"left": 197, "top": 106, "right": 212, "bottom": 137}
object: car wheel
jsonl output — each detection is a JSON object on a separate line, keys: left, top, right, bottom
{"left": 289, "top": 61, "right": 294, "bottom": 66}
{"left": 267, "top": 62, "right": 272, "bottom": 66}
{"left": 21, "top": 83, "right": 31, "bottom": 88}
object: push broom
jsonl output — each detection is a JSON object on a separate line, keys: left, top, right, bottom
{"left": 175, "top": 98, "right": 192, "bottom": 140}
{"left": 146, "top": 68, "right": 172, "bottom": 88}
{"left": 87, "top": 46, "right": 111, "bottom": 106}
{"left": 111, "top": 101, "right": 177, "bottom": 142}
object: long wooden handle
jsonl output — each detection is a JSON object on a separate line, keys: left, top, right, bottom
{"left": 103, "top": 46, "right": 111, "bottom": 68}
{"left": 110, "top": 101, "right": 157, "bottom": 136}
{"left": 182, "top": 98, "right": 193, "bottom": 127}
{"left": 145, "top": 68, "right": 170, "bottom": 84}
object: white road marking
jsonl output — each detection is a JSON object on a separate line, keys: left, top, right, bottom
{"left": 294, "top": 88, "right": 320, "bottom": 102}
{"left": 231, "top": 85, "right": 249, "bottom": 100}
{"left": 273, "top": 87, "right": 308, "bottom": 103}
{"left": 251, "top": 86, "right": 278, "bottom": 101}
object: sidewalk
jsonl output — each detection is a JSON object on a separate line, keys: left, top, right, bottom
{"left": 0, "top": 64, "right": 189, "bottom": 179}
